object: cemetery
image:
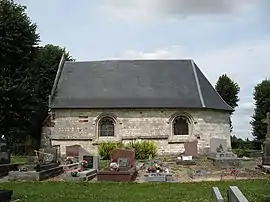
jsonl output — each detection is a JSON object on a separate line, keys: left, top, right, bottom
{"left": 0, "top": 112, "right": 270, "bottom": 201}
{"left": 1, "top": 131, "right": 270, "bottom": 201}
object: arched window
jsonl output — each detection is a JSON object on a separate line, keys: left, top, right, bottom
{"left": 99, "top": 117, "right": 115, "bottom": 137}
{"left": 173, "top": 116, "right": 189, "bottom": 135}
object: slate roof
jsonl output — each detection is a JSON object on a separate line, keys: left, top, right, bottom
{"left": 50, "top": 59, "right": 233, "bottom": 111}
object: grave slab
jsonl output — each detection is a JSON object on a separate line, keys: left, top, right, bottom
{"left": 212, "top": 187, "right": 224, "bottom": 202}
{"left": 227, "top": 186, "right": 249, "bottom": 202}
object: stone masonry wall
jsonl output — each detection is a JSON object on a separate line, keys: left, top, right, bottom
{"left": 41, "top": 109, "right": 231, "bottom": 155}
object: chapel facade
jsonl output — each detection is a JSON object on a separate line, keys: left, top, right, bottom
{"left": 41, "top": 59, "right": 232, "bottom": 155}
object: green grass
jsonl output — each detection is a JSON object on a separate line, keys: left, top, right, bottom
{"left": 1, "top": 179, "right": 270, "bottom": 202}
{"left": 10, "top": 155, "right": 27, "bottom": 164}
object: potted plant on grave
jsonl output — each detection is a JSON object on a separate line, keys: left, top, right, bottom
{"left": 81, "top": 160, "right": 88, "bottom": 170}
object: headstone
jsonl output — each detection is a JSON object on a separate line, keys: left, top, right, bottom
{"left": 42, "top": 147, "right": 58, "bottom": 163}
{"left": 0, "top": 145, "right": 11, "bottom": 164}
{"left": 210, "top": 138, "right": 227, "bottom": 154}
{"left": 111, "top": 148, "right": 135, "bottom": 168}
{"left": 263, "top": 112, "right": 270, "bottom": 165}
{"left": 66, "top": 145, "right": 80, "bottom": 157}
{"left": 83, "top": 155, "right": 99, "bottom": 170}
{"left": 227, "top": 186, "right": 248, "bottom": 202}
{"left": 184, "top": 141, "right": 198, "bottom": 157}
{"left": 212, "top": 187, "right": 224, "bottom": 202}
{"left": 66, "top": 145, "right": 91, "bottom": 162}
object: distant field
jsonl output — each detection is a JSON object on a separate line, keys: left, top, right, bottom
{"left": 1, "top": 179, "right": 270, "bottom": 202}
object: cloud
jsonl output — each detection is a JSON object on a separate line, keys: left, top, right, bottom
{"left": 112, "top": 38, "right": 270, "bottom": 139}
{"left": 100, "top": 0, "right": 259, "bottom": 22}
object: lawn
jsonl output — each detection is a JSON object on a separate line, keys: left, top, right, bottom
{"left": 1, "top": 179, "right": 270, "bottom": 202}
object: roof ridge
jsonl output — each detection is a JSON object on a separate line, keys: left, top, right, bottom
{"left": 191, "top": 60, "right": 206, "bottom": 108}
{"left": 65, "top": 59, "right": 194, "bottom": 63}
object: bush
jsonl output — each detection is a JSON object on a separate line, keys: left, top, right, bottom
{"left": 98, "top": 142, "right": 124, "bottom": 160}
{"left": 98, "top": 140, "right": 157, "bottom": 160}
{"left": 233, "top": 149, "right": 252, "bottom": 158}
{"left": 128, "top": 141, "right": 157, "bottom": 160}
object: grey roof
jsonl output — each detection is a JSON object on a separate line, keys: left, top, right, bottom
{"left": 50, "top": 59, "right": 233, "bottom": 111}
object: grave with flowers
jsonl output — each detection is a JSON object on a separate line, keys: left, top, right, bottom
{"left": 97, "top": 148, "right": 137, "bottom": 182}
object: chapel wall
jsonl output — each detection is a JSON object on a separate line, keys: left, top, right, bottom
{"left": 41, "top": 109, "right": 231, "bottom": 155}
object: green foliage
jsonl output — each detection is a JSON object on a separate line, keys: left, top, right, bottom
{"left": 98, "top": 142, "right": 124, "bottom": 160}
{"left": 1, "top": 180, "right": 270, "bottom": 202}
{"left": 233, "top": 149, "right": 251, "bottom": 158}
{"left": 215, "top": 74, "right": 240, "bottom": 132}
{"left": 128, "top": 141, "right": 157, "bottom": 159}
{"left": 231, "top": 135, "right": 262, "bottom": 150}
{"left": 251, "top": 79, "right": 270, "bottom": 140}
{"left": 97, "top": 141, "right": 157, "bottom": 160}
{"left": 0, "top": 0, "right": 40, "bottom": 145}
{"left": 29, "top": 45, "right": 74, "bottom": 145}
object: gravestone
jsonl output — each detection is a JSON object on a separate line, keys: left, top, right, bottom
{"left": 184, "top": 141, "right": 198, "bottom": 157}
{"left": 97, "top": 148, "right": 137, "bottom": 181}
{"left": 227, "top": 186, "right": 248, "bottom": 202}
{"left": 83, "top": 155, "right": 99, "bottom": 170}
{"left": 212, "top": 187, "right": 224, "bottom": 202}
{"left": 209, "top": 138, "right": 241, "bottom": 169}
{"left": 0, "top": 145, "right": 11, "bottom": 164}
{"left": 262, "top": 112, "right": 270, "bottom": 165}
{"left": 111, "top": 148, "right": 135, "bottom": 168}
{"left": 210, "top": 138, "right": 227, "bottom": 153}
{"left": 66, "top": 145, "right": 91, "bottom": 163}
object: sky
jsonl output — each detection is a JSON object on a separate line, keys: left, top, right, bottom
{"left": 17, "top": 0, "right": 270, "bottom": 139}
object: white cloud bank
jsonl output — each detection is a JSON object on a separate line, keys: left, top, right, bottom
{"left": 100, "top": 0, "right": 260, "bottom": 22}
{"left": 112, "top": 38, "right": 270, "bottom": 139}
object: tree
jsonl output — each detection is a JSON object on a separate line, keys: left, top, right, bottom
{"left": 215, "top": 74, "right": 240, "bottom": 132}
{"left": 29, "top": 45, "right": 73, "bottom": 144}
{"left": 0, "top": 0, "right": 40, "bottom": 145}
{"left": 250, "top": 79, "right": 270, "bottom": 140}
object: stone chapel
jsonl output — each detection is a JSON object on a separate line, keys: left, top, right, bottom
{"left": 41, "top": 58, "right": 233, "bottom": 155}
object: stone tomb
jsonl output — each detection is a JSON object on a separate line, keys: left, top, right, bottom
{"left": 63, "top": 155, "right": 99, "bottom": 181}
{"left": 0, "top": 144, "right": 21, "bottom": 178}
{"left": 8, "top": 147, "right": 63, "bottom": 181}
{"left": 97, "top": 148, "right": 137, "bottom": 182}
{"left": 208, "top": 138, "right": 241, "bottom": 169}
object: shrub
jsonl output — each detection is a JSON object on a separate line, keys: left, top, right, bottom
{"left": 128, "top": 141, "right": 157, "bottom": 160}
{"left": 233, "top": 149, "right": 252, "bottom": 158}
{"left": 98, "top": 142, "right": 124, "bottom": 160}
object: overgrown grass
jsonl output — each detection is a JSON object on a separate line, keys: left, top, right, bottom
{"left": 1, "top": 179, "right": 270, "bottom": 202}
